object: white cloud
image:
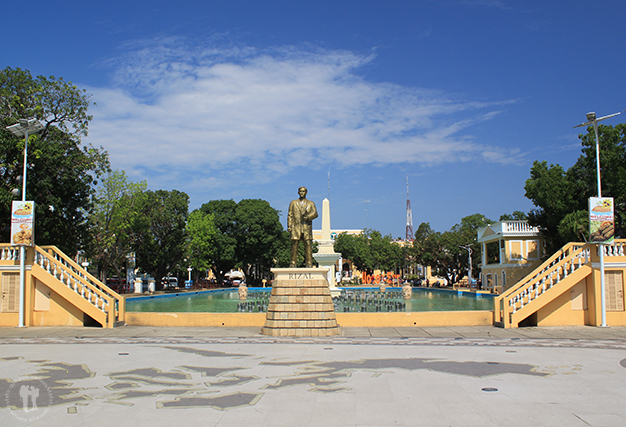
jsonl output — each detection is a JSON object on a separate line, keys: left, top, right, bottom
{"left": 86, "top": 39, "right": 521, "bottom": 189}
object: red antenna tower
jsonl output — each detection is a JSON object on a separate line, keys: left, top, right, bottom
{"left": 406, "top": 176, "right": 414, "bottom": 241}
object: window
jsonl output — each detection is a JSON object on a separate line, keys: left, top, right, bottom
{"left": 509, "top": 241, "right": 523, "bottom": 261}
{"left": 527, "top": 240, "right": 539, "bottom": 260}
{"left": 486, "top": 242, "right": 499, "bottom": 264}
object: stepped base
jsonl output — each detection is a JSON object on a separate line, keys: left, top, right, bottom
{"left": 261, "top": 268, "right": 340, "bottom": 337}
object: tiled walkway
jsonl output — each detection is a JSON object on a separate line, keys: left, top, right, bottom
{"left": 1, "top": 326, "right": 626, "bottom": 426}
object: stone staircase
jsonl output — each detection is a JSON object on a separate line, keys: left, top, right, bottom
{"left": 494, "top": 241, "right": 626, "bottom": 328}
{"left": 494, "top": 242, "right": 590, "bottom": 328}
{"left": 1, "top": 245, "right": 125, "bottom": 328}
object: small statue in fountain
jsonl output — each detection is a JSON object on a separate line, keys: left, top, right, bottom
{"left": 238, "top": 284, "right": 248, "bottom": 301}
{"left": 402, "top": 282, "right": 412, "bottom": 300}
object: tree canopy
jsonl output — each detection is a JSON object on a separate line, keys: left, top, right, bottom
{"left": 86, "top": 170, "right": 147, "bottom": 282}
{"left": 186, "top": 209, "right": 217, "bottom": 279}
{"left": 197, "top": 199, "right": 284, "bottom": 284}
{"left": 333, "top": 229, "right": 404, "bottom": 276}
{"left": 0, "top": 67, "right": 110, "bottom": 254}
{"left": 411, "top": 214, "right": 492, "bottom": 283}
{"left": 132, "top": 189, "right": 189, "bottom": 286}
{"left": 525, "top": 123, "right": 626, "bottom": 253}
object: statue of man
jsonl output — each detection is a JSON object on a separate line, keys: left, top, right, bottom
{"left": 288, "top": 186, "right": 318, "bottom": 267}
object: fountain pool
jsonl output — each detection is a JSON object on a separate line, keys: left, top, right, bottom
{"left": 126, "top": 287, "right": 493, "bottom": 313}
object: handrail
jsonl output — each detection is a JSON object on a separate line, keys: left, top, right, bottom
{"left": 499, "top": 242, "right": 589, "bottom": 300}
{"left": 600, "top": 241, "right": 626, "bottom": 257}
{"left": 0, "top": 244, "right": 124, "bottom": 327}
{"left": 495, "top": 239, "right": 626, "bottom": 327}
{"left": 501, "top": 221, "right": 540, "bottom": 234}
{"left": 0, "top": 245, "right": 22, "bottom": 262}
{"left": 38, "top": 246, "right": 122, "bottom": 301}
{"left": 34, "top": 246, "right": 113, "bottom": 302}
{"left": 494, "top": 242, "right": 591, "bottom": 327}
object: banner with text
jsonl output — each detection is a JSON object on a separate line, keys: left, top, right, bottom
{"left": 11, "top": 201, "right": 35, "bottom": 246}
{"left": 589, "top": 197, "right": 614, "bottom": 244}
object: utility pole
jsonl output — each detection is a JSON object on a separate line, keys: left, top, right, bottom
{"left": 406, "top": 176, "right": 414, "bottom": 241}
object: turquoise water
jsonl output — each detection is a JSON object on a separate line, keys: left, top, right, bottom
{"left": 126, "top": 288, "right": 493, "bottom": 313}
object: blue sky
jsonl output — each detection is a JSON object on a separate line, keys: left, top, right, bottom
{"left": 3, "top": 0, "right": 625, "bottom": 238}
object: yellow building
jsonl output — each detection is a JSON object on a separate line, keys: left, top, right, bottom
{"left": 494, "top": 240, "right": 626, "bottom": 328}
{"left": 477, "top": 220, "right": 544, "bottom": 293}
{"left": 2, "top": 241, "right": 625, "bottom": 329}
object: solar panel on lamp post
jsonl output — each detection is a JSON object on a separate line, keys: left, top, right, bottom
{"left": 6, "top": 119, "right": 44, "bottom": 328}
{"left": 573, "top": 111, "right": 621, "bottom": 328}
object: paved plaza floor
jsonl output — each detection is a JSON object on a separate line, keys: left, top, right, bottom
{"left": 1, "top": 325, "right": 626, "bottom": 426}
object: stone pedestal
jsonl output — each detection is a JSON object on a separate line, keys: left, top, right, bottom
{"left": 261, "top": 268, "right": 340, "bottom": 337}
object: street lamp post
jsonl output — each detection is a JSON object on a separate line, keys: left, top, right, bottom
{"left": 574, "top": 111, "right": 621, "bottom": 327}
{"left": 6, "top": 119, "right": 44, "bottom": 328}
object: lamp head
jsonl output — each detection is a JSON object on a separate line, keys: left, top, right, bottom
{"left": 586, "top": 112, "right": 596, "bottom": 122}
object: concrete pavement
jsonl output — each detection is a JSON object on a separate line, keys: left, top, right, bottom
{"left": 1, "top": 325, "right": 626, "bottom": 426}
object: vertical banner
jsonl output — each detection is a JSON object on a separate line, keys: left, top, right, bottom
{"left": 11, "top": 201, "right": 35, "bottom": 246}
{"left": 589, "top": 197, "right": 614, "bottom": 243}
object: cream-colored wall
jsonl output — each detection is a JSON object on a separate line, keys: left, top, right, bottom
{"left": 503, "top": 239, "right": 541, "bottom": 264}
{"left": 517, "top": 267, "right": 626, "bottom": 328}
{"left": 336, "top": 311, "right": 492, "bottom": 327}
{"left": 0, "top": 313, "right": 19, "bottom": 327}
{"left": 536, "top": 278, "right": 588, "bottom": 326}
{"left": 31, "top": 280, "right": 83, "bottom": 327}
{"left": 0, "top": 273, "right": 84, "bottom": 327}
{"left": 125, "top": 310, "right": 493, "bottom": 327}
{"left": 126, "top": 312, "right": 267, "bottom": 327}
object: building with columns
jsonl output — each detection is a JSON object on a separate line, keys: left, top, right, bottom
{"left": 477, "top": 220, "right": 544, "bottom": 293}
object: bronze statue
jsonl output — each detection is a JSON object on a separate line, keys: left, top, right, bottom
{"left": 288, "top": 186, "right": 318, "bottom": 267}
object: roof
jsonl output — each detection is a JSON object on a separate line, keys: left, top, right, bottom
{"left": 477, "top": 221, "right": 541, "bottom": 243}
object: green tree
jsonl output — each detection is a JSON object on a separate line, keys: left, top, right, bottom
{"left": 558, "top": 210, "right": 589, "bottom": 244}
{"left": 412, "top": 214, "right": 492, "bottom": 283}
{"left": 87, "top": 170, "right": 147, "bottom": 282}
{"left": 369, "top": 230, "right": 403, "bottom": 272}
{"left": 0, "top": 67, "right": 110, "bottom": 254}
{"left": 524, "top": 122, "right": 626, "bottom": 253}
{"left": 525, "top": 161, "right": 578, "bottom": 252}
{"left": 333, "top": 229, "right": 403, "bottom": 277}
{"left": 186, "top": 210, "right": 217, "bottom": 280}
{"left": 133, "top": 189, "right": 189, "bottom": 286}
{"left": 198, "top": 200, "right": 238, "bottom": 283}
{"left": 569, "top": 123, "right": 626, "bottom": 237}
{"left": 234, "top": 199, "right": 284, "bottom": 282}
{"left": 334, "top": 231, "right": 373, "bottom": 276}
{"left": 198, "top": 199, "right": 285, "bottom": 284}
{"left": 499, "top": 211, "right": 528, "bottom": 221}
